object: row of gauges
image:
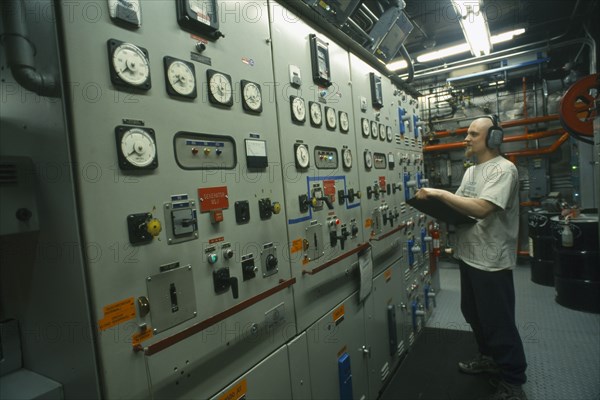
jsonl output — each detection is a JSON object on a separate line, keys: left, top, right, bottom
{"left": 289, "top": 95, "right": 350, "bottom": 133}
{"left": 361, "top": 118, "right": 394, "bottom": 142}
{"left": 294, "top": 143, "right": 353, "bottom": 170}
{"left": 107, "top": 39, "right": 263, "bottom": 112}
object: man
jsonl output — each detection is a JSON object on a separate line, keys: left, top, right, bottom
{"left": 415, "top": 116, "right": 527, "bottom": 400}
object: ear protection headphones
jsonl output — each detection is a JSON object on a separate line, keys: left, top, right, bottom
{"left": 483, "top": 114, "right": 504, "bottom": 149}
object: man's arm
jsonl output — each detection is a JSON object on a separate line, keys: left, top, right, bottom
{"left": 415, "top": 188, "right": 499, "bottom": 219}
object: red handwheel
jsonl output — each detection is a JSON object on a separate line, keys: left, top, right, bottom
{"left": 559, "top": 73, "right": 599, "bottom": 137}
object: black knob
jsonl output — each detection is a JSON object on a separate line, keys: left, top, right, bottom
{"left": 16, "top": 208, "right": 32, "bottom": 222}
{"left": 266, "top": 254, "right": 278, "bottom": 271}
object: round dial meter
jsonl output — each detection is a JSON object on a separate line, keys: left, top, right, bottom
{"left": 342, "top": 148, "right": 352, "bottom": 169}
{"left": 294, "top": 143, "right": 310, "bottom": 168}
{"left": 109, "top": 40, "right": 151, "bottom": 89}
{"left": 379, "top": 123, "right": 386, "bottom": 141}
{"left": 241, "top": 80, "right": 262, "bottom": 113}
{"left": 339, "top": 111, "right": 349, "bottom": 132}
{"left": 371, "top": 121, "right": 379, "bottom": 139}
{"left": 325, "top": 107, "right": 337, "bottom": 129}
{"left": 290, "top": 96, "right": 306, "bottom": 123}
{"left": 207, "top": 69, "right": 233, "bottom": 106}
{"left": 309, "top": 101, "right": 322, "bottom": 126}
{"left": 386, "top": 126, "right": 393, "bottom": 142}
{"left": 364, "top": 150, "right": 373, "bottom": 169}
{"left": 116, "top": 127, "right": 158, "bottom": 170}
{"left": 361, "top": 118, "right": 370, "bottom": 137}
{"left": 164, "top": 57, "right": 196, "bottom": 98}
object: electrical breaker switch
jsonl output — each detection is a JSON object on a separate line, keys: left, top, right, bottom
{"left": 137, "top": 296, "right": 150, "bottom": 318}
{"left": 210, "top": 209, "right": 224, "bottom": 224}
{"left": 169, "top": 283, "right": 179, "bottom": 313}
{"left": 235, "top": 201, "right": 250, "bottom": 224}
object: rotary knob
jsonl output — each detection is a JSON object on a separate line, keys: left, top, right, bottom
{"left": 265, "top": 254, "right": 278, "bottom": 271}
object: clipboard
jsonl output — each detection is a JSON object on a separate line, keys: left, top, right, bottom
{"left": 407, "top": 196, "right": 477, "bottom": 225}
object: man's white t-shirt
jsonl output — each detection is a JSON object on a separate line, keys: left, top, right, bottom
{"left": 454, "top": 156, "right": 519, "bottom": 271}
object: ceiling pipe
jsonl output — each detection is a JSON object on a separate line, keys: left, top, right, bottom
{"left": 278, "top": 1, "right": 421, "bottom": 97}
{"left": 431, "top": 115, "right": 561, "bottom": 138}
{"left": 405, "top": 37, "right": 596, "bottom": 81}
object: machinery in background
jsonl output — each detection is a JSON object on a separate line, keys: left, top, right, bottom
{"left": 0, "top": 1, "right": 436, "bottom": 399}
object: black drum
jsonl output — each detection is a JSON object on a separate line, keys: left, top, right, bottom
{"left": 528, "top": 210, "right": 559, "bottom": 286}
{"left": 550, "top": 214, "right": 600, "bottom": 314}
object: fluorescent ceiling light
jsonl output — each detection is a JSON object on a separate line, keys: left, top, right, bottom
{"left": 413, "top": 29, "right": 526, "bottom": 64}
{"left": 451, "top": 0, "right": 492, "bottom": 56}
{"left": 387, "top": 27, "right": 525, "bottom": 71}
{"left": 491, "top": 28, "right": 525, "bottom": 44}
{"left": 417, "top": 43, "right": 470, "bottom": 62}
{"left": 386, "top": 60, "right": 407, "bottom": 71}
{"left": 488, "top": 80, "right": 505, "bottom": 86}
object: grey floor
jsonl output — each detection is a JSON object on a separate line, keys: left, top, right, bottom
{"left": 427, "top": 260, "right": 600, "bottom": 400}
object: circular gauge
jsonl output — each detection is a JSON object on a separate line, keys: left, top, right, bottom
{"left": 379, "top": 123, "right": 386, "bottom": 141}
{"left": 309, "top": 101, "right": 322, "bottom": 126}
{"left": 342, "top": 148, "right": 352, "bottom": 169}
{"left": 164, "top": 57, "right": 196, "bottom": 98}
{"left": 241, "top": 80, "right": 262, "bottom": 113}
{"left": 290, "top": 96, "right": 306, "bottom": 123}
{"left": 339, "top": 111, "right": 349, "bottom": 132}
{"left": 361, "top": 118, "right": 370, "bottom": 137}
{"left": 371, "top": 121, "right": 379, "bottom": 139}
{"left": 325, "top": 107, "right": 337, "bottom": 129}
{"left": 364, "top": 150, "right": 373, "bottom": 169}
{"left": 294, "top": 143, "right": 310, "bottom": 168}
{"left": 117, "top": 127, "right": 158, "bottom": 169}
{"left": 207, "top": 69, "right": 233, "bottom": 106}
{"left": 386, "top": 126, "right": 393, "bottom": 142}
{"left": 110, "top": 41, "right": 151, "bottom": 88}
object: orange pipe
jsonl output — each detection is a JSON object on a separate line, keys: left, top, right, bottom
{"left": 503, "top": 129, "right": 564, "bottom": 143}
{"left": 424, "top": 128, "right": 564, "bottom": 152}
{"left": 431, "top": 115, "right": 560, "bottom": 138}
{"left": 504, "top": 133, "right": 569, "bottom": 157}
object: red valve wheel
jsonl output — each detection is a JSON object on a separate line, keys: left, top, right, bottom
{"left": 559, "top": 73, "right": 599, "bottom": 137}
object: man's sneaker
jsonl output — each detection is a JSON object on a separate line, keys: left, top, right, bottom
{"left": 458, "top": 354, "right": 501, "bottom": 374}
{"left": 478, "top": 380, "right": 528, "bottom": 400}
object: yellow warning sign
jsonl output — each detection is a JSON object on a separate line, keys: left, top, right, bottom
{"left": 219, "top": 378, "right": 247, "bottom": 400}
{"left": 98, "top": 297, "right": 136, "bottom": 331}
{"left": 132, "top": 328, "right": 154, "bottom": 346}
{"left": 291, "top": 238, "right": 303, "bottom": 254}
{"left": 384, "top": 268, "right": 392, "bottom": 281}
{"left": 332, "top": 304, "right": 345, "bottom": 324}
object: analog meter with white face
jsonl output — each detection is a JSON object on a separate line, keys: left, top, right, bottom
{"left": 309, "top": 101, "right": 322, "bottom": 126}
{"left": 164, "top": 56, "right": 196, "bottom": 99}
{"left": 339, "top": 111, "right": 349, "bottom": 132}
{"left": 115, "top": 126, "right": 158, "bottom": 170}
{"left": 290, "top": 95, "right": 306, "bottom": 123}
{"left": 386, "top": 126, "right": 393, "bottom": 142}
{"left": 364, "top": 150, "right": 373, "bottom": 169}
{"left": 325, "top": 107, "right": 337, "bottom": 130}
{"left": 207, "top": 69, "right": 233, "bottom": 106}
{"left": 371, "top": 121, "right": 379, "bottom": 139}
{"left": 108, "top": 39, "right": 151, "bottom": 90}
{"left": 379, "top": 124, "right": 386, "bottom": 140}
{"left": 342, "top": 148, "right": 352, "bottom": 169}
{"left": 294, "top": 143, "right": 310, "bottom": 169}
{"left": 361, "top": 118, "right": 370, "bottom": 137}
{"left": 241, "top": 80, "right": 262, "bottom": 113}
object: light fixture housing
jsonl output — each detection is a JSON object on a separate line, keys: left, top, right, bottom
{"left": 451, "top": 0, "right": 492, "bottom": 57}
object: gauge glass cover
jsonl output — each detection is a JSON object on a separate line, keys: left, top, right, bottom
{"left": 120, "top": 128, "right": 157, "bottom": 168}
{"left": 241, "top": 80, "right": 262, "bottom": 112}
